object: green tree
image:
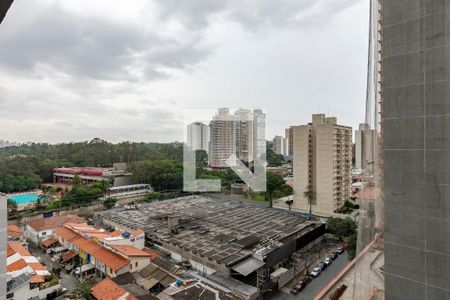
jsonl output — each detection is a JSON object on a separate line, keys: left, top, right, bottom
{"left": 326, "top": 217, "right": 357, "bottom": 239}
{"left": 7, "top": 198, "right": 17, "bottom": 216}
{"left": 266, "top": 142, "right": 285, "bottom": 167}
{"left": 304, "top": 186, "right": 315, "bottom": 215}
{"left": 71, "top": 282, "right": 91, "bottom": 299}
{"left": 93, "top": 180, "right": 110, "bottom": 193}
{"left": 195, "top": 150, "right": 208, "bottom": 168}
{"left": 72, "top": 175, "right": 83, "bottom": 187}
{"left": 129, "top": 160, "right": 183, "bottom": 191}
{"left": 35, "top": 195, "right": 47, "bottom": 211}
{"left": 266, "top": 172, "right": 286, "bottom": 207}
{"left": 347, "top": 232, "right": 358, "bottom": 259}
{"left": 285, "top": 199, "right": 293, "bottom": 211}
{"left": 103, "top": 197, "right": 117, "bottom": 209}
{"left": 144, "top": 192, "right": 166, "bottom": 202}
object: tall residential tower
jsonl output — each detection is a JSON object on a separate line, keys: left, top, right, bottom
{"left": 293, "top": 114, "right": 352, "bottom": 216}
{"left": 208, "top": 108, "right": 236, "bottom": 168}
{"left": 187, "top": 122, "right": 210, "bottom": 153}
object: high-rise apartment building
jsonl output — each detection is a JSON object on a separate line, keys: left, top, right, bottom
{"left": 355, "top": 123, "right": 377, "bottom": 171}
{"left": 273, "top": 135, "right": 286, "bottom": 156}
{"left": 293, "top": 114, "right": 352, "bottom": 216}
{"left": 235, "top": 108, "right": 253, "bottom": 163}
{"left": 187, "top": 122, "right": 210, "bottom": 153}
{"left": 253, "top": 109, "right": 266, "bottom": 163}
{"left": 208, "top": 108, "right": 236, "bottom": 168}
{"left": 383, "top": 1, "right": 450, "bottom": 299}
{"left": 285, "top": 127, "right": 294, "bottom": 157}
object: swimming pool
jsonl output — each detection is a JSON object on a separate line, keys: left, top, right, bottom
{"left": 8, "top": 193, "right": 40, "bottom": 205}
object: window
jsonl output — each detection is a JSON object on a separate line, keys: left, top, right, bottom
{"left": 135, "top": 262, "right": 138, "bottom": 267}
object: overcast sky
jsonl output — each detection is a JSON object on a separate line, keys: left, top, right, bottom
{"left": 0, "top": 0, "right": 369, "bottom": 144}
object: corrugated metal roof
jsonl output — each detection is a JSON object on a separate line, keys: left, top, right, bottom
{"left": 231, "top": 257, "right": 265, "bottom": 276}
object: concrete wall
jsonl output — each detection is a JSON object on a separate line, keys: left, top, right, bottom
{"left": 383, "top": 1, "right": 450, "bottom": 299}
{"left": 292, "top": 125, "right": 312, "bottom": 212}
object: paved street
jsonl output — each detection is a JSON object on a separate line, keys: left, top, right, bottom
{"left": 270, "top": 252, "right": 350, "bottom": 300}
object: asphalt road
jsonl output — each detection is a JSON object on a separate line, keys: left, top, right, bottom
{"left": 270, "top": 251, "right": 350, "bottom": 300}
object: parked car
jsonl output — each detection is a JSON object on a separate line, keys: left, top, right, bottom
{"left": 319, "top": 262, "right": 327, "bottom": 271}
{"left": 329, "top": 252, "right": 338, "bottom": 260}
{"left": 336, "top": 247, "right": 344, "bottom": 254}
{"left": 290, "top": 276, "right": 312, "bottom": 295}
{"left": 311, "top": 267, "right": 322, "bottom": 277}
{"left": 324, "top": 257, "right": 332, "bottom": 266}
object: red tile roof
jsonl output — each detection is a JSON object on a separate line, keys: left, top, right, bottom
{"left": 26, "top": 215, "right": 85, "bottom": 232}
{"left": 7, "top": 258, "right": 28, "bottom": 272}
{"left": 7, "top": 244, "right": 15, "bottom": 257}
{"left": 31, "top": 275, "right": 45, "bottom": 283}
{"left": 131, "top": 229, "right": 144, "bottom": 236}
{"left": 54, "top": 226, "right": 83, "bottom": 242}
{"left": 28, "top": 262, "right": 47, "bottom": 271}
{"left": 110, "top": 230, "right": 122, "bottom": 237}
{"left": 72, "top": 238, "right": 102, "bottom": 254}
{"left": 7, "top": 224, "right": 23, "bottom": 237}
{"left": 142, "top": 248, "right": 160, "bottom": 260}
{"left": 92, "top": 248, "right": 129, "bottom": 272}
{"left": 91, "top": 278, "right": 138, "bottom": 300}
{"left": 62, "top": 249, "right": 78, "bottom": 262}
{"left": 41, "top": 237, "right": 58, "bottom": 247}
{"left": 8, "top": 242, "right": 31, "bottom": 257}
{"left": 111, "top": 245, "right": 152, "bottom": 257}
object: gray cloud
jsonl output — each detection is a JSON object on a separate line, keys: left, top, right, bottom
{"left": 0, "top": 0, "right": 367, "bottom": 143}
{"left": 156, "top": 0, "right": 360, "bottom": 31}
{"left": 0, "top": 1, "right": 212, "bottom": 81}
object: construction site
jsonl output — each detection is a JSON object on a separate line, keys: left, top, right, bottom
{"left": 96, "top": 196, "right": 327, "bottom": 294}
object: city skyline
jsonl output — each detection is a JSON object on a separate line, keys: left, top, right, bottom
{"left": 0, "top": 0, "right": 368, "bottom": 144}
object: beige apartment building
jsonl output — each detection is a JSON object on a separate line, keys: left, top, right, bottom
{"left": 285, "top": 127, "right": 294, "bottom": 157}
{"left": 293, "top": 114, "right": 352, "bottom": 216}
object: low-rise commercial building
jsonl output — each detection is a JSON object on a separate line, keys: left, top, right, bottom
{"left": 52, "top": 165, "right": 131, "bottom": 186}
{"left": 97, "top": 196, "right": 325, "bottom": 297}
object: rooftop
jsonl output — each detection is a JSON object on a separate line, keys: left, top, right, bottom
{"left": 112, "top": 245, "right": 152, "bottom": 257}
{"left": 98, "top": 196, "right": 323, "bottom": 275}
{"left": 54, "top": 226, "right": 130, "bottom": 271}
{"left": 7, "top": 242, "right": 50, "bottom": 277}
{"left": 7, "top": 224, "right": 23, "bottom": 237}
{"left": 92, "top": 247, "right": 129, "bottom": 272}
{"left": 25, "top": 214, "right": 85, "bottom": 232}
{"left": 91, "top": 278, "right": 138, "bottom": 300}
